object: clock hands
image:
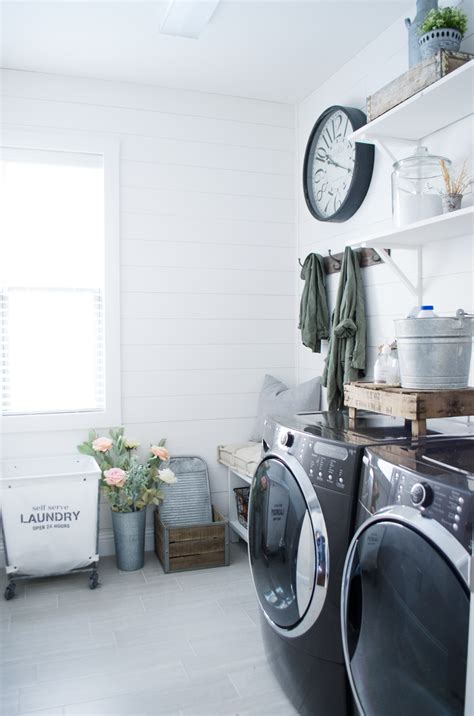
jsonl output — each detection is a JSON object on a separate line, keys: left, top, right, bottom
{"left": 325, "top": 155, "right": 352, "bottom": 173}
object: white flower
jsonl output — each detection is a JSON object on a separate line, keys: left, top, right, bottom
{"left": 124, "top": 438, "right": 140, "bottom": 449}
{"left": 158, "top": 468, "right": 177, "bottom": 484}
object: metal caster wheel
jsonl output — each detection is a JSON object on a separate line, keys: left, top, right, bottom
{"left": 89, "top": 571, "right": 99, "bottom": 590}
{"left": 4, "top": 582, "right": 16, "bottom": 600}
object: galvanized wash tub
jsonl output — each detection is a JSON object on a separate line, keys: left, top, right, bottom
{"left": 395, "top": 309, "right": 473, "bottom": 390}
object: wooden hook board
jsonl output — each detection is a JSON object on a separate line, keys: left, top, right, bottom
{"left": 323, "top": 247, "right": 389, "bottom": 275}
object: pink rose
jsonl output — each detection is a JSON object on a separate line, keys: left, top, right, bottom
{"left": 93, "top": 437, "right": 113, "bottom": 453}
{"left": 103, "top": 468, "right": 127, "bottom": 487}
{"left": 150, "top": 446, "right": 170, "bottom": 461}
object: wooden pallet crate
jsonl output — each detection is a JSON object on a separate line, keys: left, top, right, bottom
{"left": 367, "top": 50, "right": 474, "bottom": 121}
{"left": 344, "top": 382, "right": 474, "bottom": 437}
{"left": 154, "top": 506, "right": 230, "bottom": 573}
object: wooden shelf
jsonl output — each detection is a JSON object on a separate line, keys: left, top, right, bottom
{"left": 348, "top": 206, "right": 474, "bottom": 249}
{"left": 351, "top": 60, "right": 474, "bottom": 144}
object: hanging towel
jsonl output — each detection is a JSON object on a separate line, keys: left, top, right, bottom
{"left": 322, "top": 247, "right": 366, "bottom": 411}
{"left": 298, "top": 253, "right": 329, "bottom": 353}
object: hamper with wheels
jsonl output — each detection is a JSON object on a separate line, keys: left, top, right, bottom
{"left": 0, "top": 455, "right": 101, "bottom": 599}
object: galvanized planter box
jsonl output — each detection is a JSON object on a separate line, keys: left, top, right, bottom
{"left": 154, "top": 506, "right": 230, "bottom": 573}
{"left": 367, "top": 50, "right": 474, "bottom": 122}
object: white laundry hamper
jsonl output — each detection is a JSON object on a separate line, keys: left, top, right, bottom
{"left": 0, "top": 455, "right": 101, "bottom": 599}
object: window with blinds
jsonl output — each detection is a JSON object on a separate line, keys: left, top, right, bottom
{"left": 1, "top": 146, "right": 106, "bottom": 418}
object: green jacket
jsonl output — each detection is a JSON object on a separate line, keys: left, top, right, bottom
{"left": 322, "top": 247, "right": 366, "bottom": 410}
{"left": 298, "top": 253, "right": 329, "bottom": 353}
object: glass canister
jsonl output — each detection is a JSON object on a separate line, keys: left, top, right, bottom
{"left": 392, "top": 146, "right": 450, "bottom": 227}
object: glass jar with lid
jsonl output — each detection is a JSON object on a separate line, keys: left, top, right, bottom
{"left": 392, "top": 146, "right": 450, "bottom": 227}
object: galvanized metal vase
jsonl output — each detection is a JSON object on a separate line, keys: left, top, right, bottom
{"left": 111, "top": 508, "right": 146, "bottom": 571}
{"left": 442, "top": 193, "right": 463, "bottom": 213}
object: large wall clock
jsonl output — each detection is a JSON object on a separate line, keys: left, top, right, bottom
{"left": 303, "top": 105, "right": 374, "bottom": 223}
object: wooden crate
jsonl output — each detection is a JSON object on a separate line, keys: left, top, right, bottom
{"left": 154, "top": 506, "right": 230, "bottom": 573}
{"left": 344, "top": 382, "right": 474, "bottom": 438}
{"left": 367, "top": 50, "right": 474, "bottom": 121}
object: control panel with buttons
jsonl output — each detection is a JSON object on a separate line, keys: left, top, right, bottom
{"left": 390, "top": 468, "right": 472, "bottom": 550}
{"left": 271, "top": 426, "right": 360, "bottom": 495}
{"left": 262, "top": 416, "right": 362, "bottom": 494}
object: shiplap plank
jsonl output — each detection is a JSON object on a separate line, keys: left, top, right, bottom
{"left": 122, "top": 368, "right": 294, "bottom": 399}
{"left": 121, "top": 292, "right": 295, "bottom": 321}
{"left": 1, "top": 69, "right": 294, "bottom": 128}
{"left": 123, "top": 418, "right": 256, "bottom": 450}
{"left": 123, "top": 393, "right": 259, "bottom": 423}
{"left": 121, "top": 239, "right": 293, "bottom": 272}
{"left": 121, "top": 212, "right": 294, "bottom": 246}
{"left": 121, "top": 266, "right": 294, "bottom": 295}
{"left": 122, "top": 344, "right": 294, "bottom": 372}
{"left": 121, "top": 186, "right": 294, "bottom": 223}
{"left": 3, "top": 97, "right": 294, "bottom": 151}
{"left": 121, "top": 318, "right": 294, "bottom": 346}
{"left": 1, "top": 417, "right": 257, "bottom": 461}
{"left": 121, "top": 134, "right": 293, "bottom": 174}
{"left": 122, "top": 160, "right": 293, "bottom": 200}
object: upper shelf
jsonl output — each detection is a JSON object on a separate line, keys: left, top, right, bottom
{"left": 351, "top": 60, "right": 474, "bottom": 144}
{"left": 348, "top": 205, "right": 474, "bottom": 249}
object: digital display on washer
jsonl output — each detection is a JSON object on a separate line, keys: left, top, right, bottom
{"left": 313, "top": 442, "right": 348, "bottom": 461}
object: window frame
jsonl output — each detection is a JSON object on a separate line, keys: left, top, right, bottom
{"left": 1, "top": 128, "right": 121, "bottom": 433}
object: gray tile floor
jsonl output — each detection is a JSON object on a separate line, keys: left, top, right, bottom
{"left": 0, "top": 543, "right": 298, "bottom": 716}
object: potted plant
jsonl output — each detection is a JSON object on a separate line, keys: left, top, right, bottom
{"left": 78, "top": 428, "right": 176, "bottom": 571}
{"left": 418, "top": 6, "right": 468, "bottom": 59}
{"left": 440, "top": 159, "right": 473, "bottom": 213}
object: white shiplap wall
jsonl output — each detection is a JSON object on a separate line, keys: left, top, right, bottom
{"left": 296, "top": 7, "right": 474, "bottom": 395}
{"left": 0, "top": 69, "right": 296, "bottom": 553}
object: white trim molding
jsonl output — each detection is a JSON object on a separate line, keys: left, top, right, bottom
{"left": 0, "top": 127, "right": 121, "bottom": 433}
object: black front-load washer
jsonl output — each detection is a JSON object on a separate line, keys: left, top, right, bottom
{"left": 247, "top": 412, "right": 472, "bottom": 716}
{"left": 341, "top": 438, "right": 474, "bottom": 716}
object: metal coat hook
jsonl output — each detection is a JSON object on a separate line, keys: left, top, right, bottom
{"left": 328, "top": 250, "right": 341, "bottom": 269}
{"left": 299, "top": 248, "right": 387, "bottom": 276}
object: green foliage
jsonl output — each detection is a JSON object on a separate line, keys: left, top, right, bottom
{"left": 110, "top": 462, "right": 152, "bottom": 512}
{"left": 419, "top": 7, "right": 468, "bottom": 36}
{"left": 77, "top": 427, "right": 175, "bottom": 513}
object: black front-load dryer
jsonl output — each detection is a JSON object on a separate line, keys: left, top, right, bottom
{"left": 247, "top": 412, "right": 472, "bottom": 716}
{"left": 341, "top": 438, "right": 474, "bottom": 716}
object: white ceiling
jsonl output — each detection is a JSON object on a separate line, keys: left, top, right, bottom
{"left": 1, "top": 0, "right": 412, "bottom": 104}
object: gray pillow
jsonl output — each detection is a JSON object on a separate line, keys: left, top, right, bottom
{"left": 250, "top": 374, "right": 321, "bottom": 442}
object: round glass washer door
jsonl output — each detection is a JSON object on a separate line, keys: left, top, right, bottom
{"left": 342, "top": 517, "right": 469, "bottom": 716}
{"left": 248, "top": 456, "right": 328, "bottom": 637}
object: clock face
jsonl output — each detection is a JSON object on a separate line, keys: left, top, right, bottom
{"left": 303, "top": 106, "right": 374, "bottom": 223}
{"left": 311, "top": 109, "right": 355, "bottom": 218}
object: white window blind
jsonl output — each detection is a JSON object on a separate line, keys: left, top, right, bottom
{"left": 1, "top": 146, "right": 106, "bottom": 418}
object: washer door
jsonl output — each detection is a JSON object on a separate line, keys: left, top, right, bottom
{"left": 248, "top": 455, "right": 328, "bottom": 638}
{"left": 341, "top": 508, "right": 470, "bottom": 716}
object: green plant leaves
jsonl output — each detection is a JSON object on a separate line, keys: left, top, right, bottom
{"left": 419, "top": 7, "right": 468, "bottom": 36}
{"left": 78, "top": 427, "right": 174, "bottom": 513}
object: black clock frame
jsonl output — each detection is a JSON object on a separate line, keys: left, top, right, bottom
{"left": 303, "top": 105, "right": 374, "bottom": 223}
